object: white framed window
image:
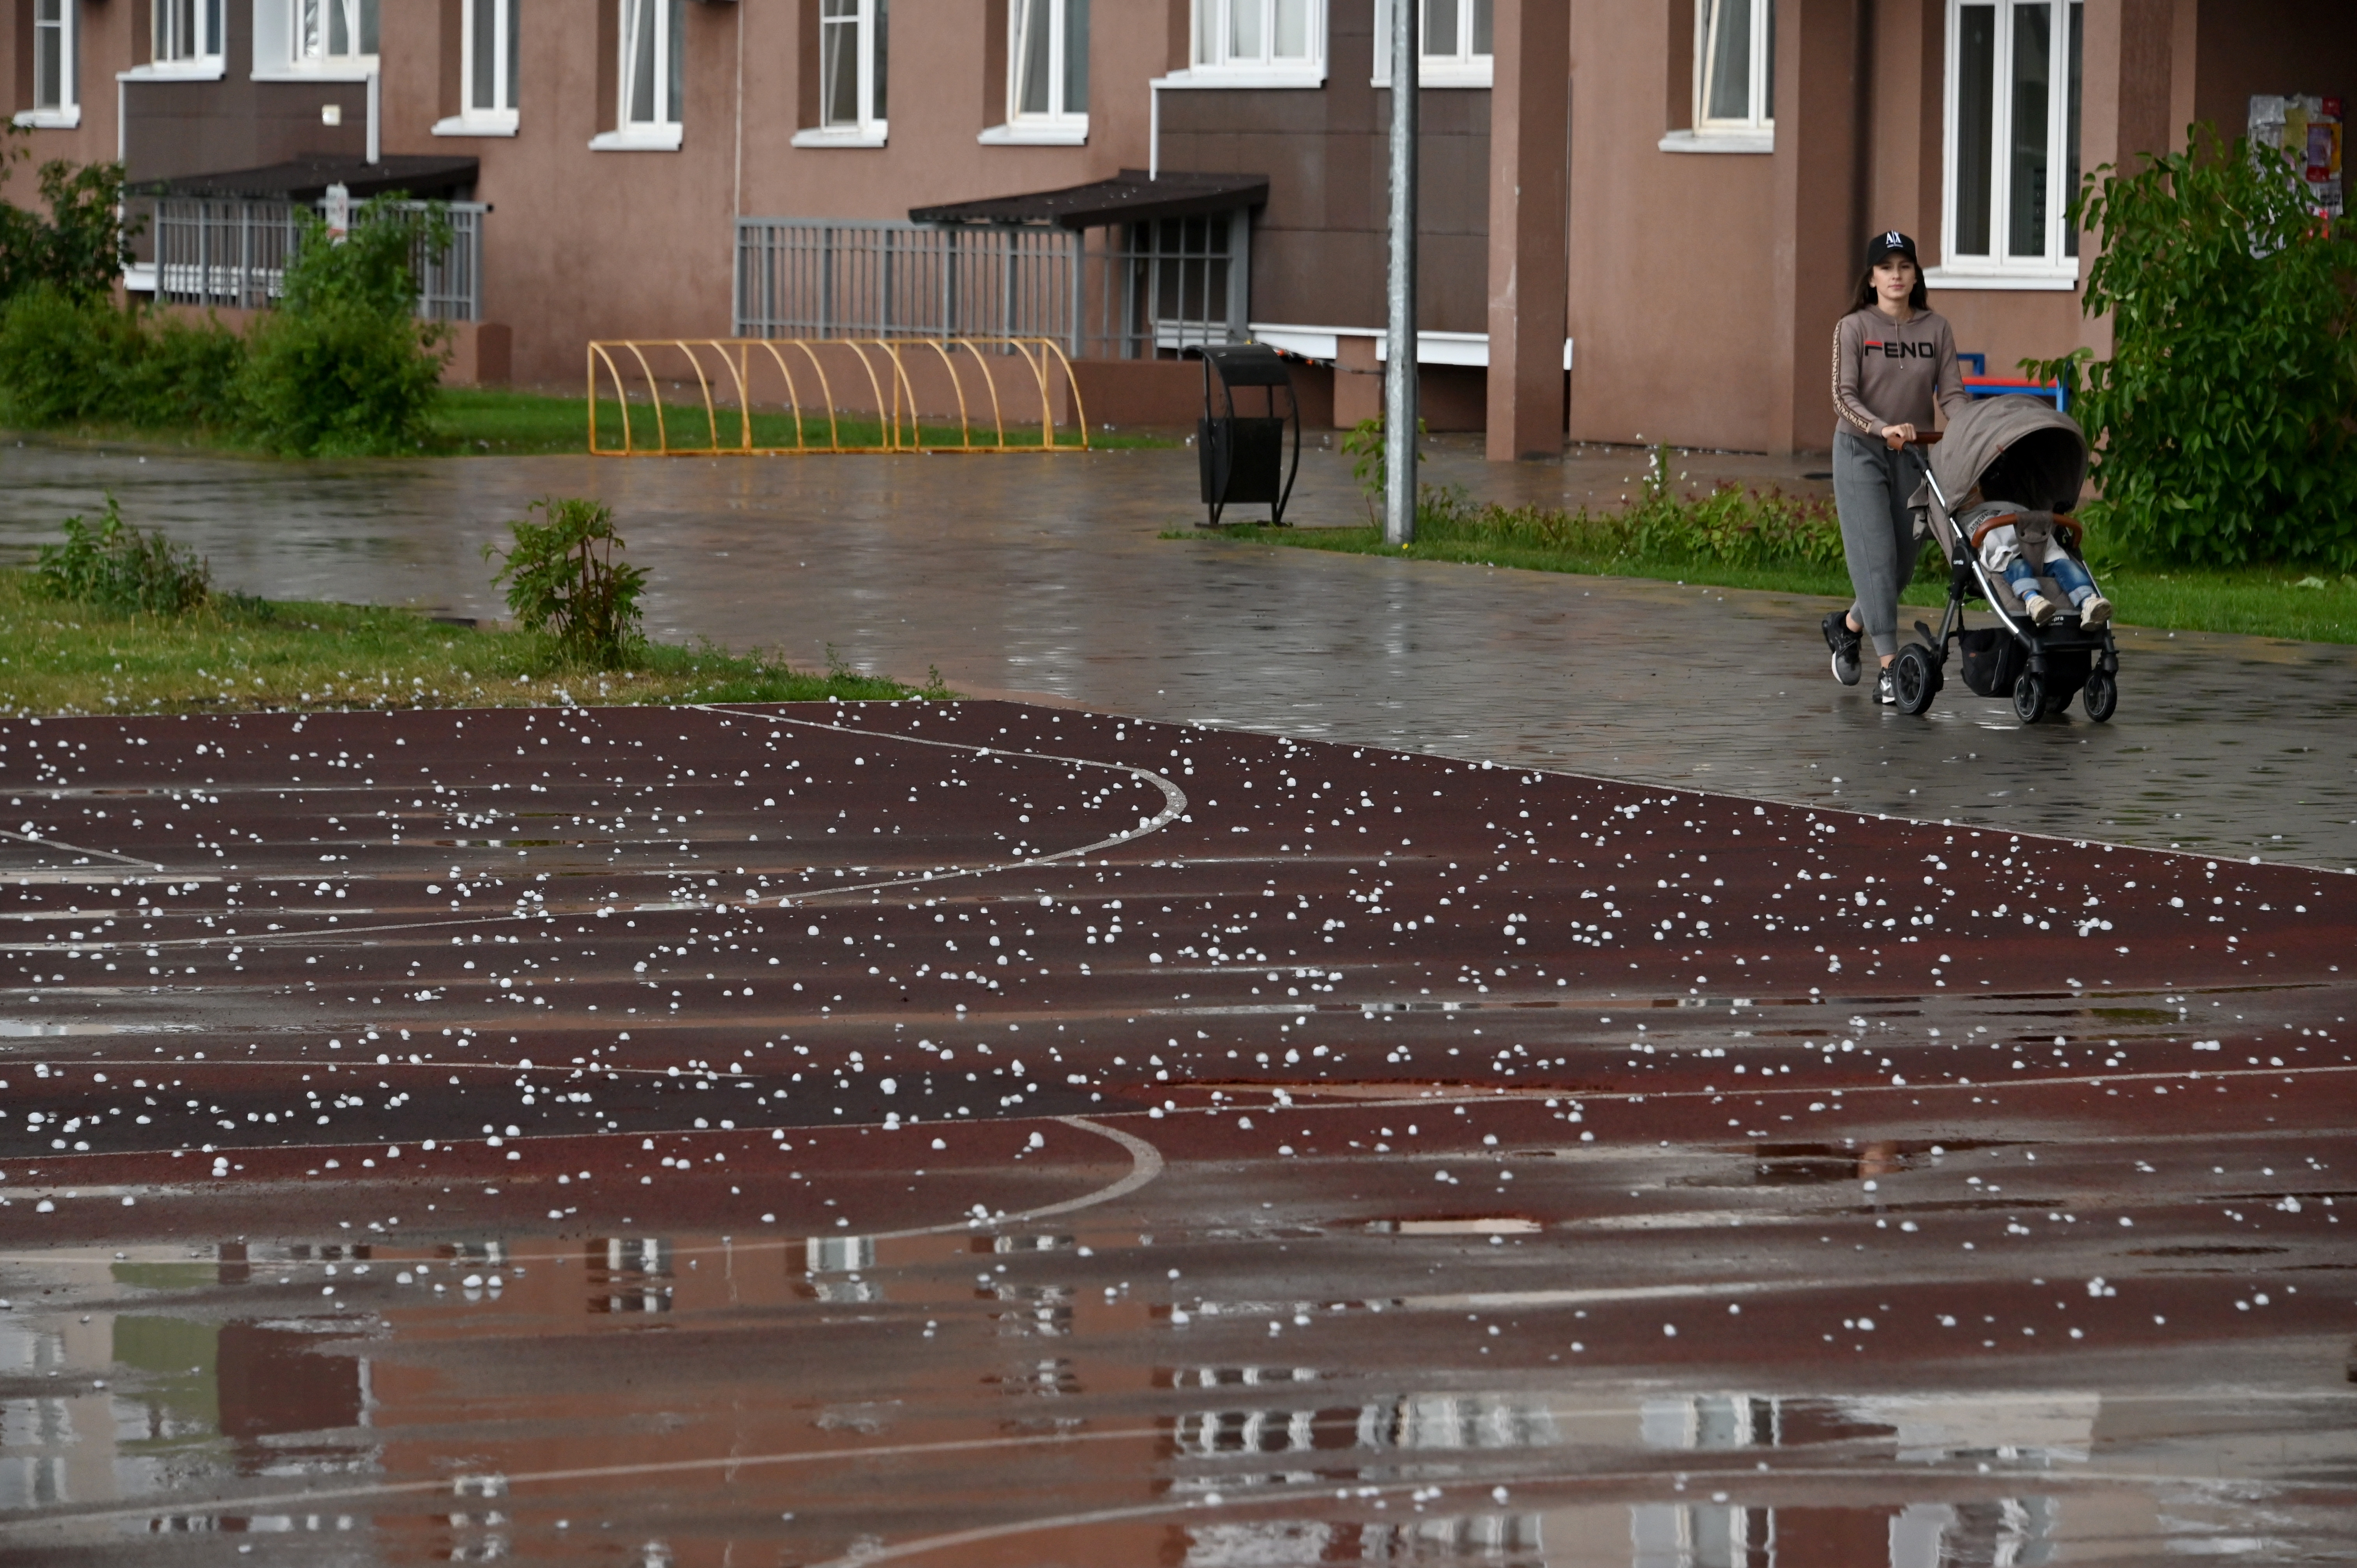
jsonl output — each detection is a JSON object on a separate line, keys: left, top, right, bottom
{"left": 593, "top": 0, "right": 683, "bottom": 149}
{"left": 1372, "top": 0, "right": 1493, "bottom": 90}
{"left": 18, "top": 0, "right": 80, "bottom": 125}
{"left": 1933, "top": 0, "right": 2083, "bottom": 287}
{"left": 155, "top": 0, "right": 226, "bottom": 65}
{"left": 1170, "top": 0, "right": 1324, "bottom": 87}
{"left": 981, "top": 0, "right": 1087, "bottom": 144}
{"left": 436, "top": 0, "right": 521, "bottom": 135}
{"left": 1696, "top": 0, "right": 1772, "bottom": 130}
{"left": 1662, "top": 0, "right": 1772, "bottom": 152}
{"left": 794, "top": 0, "right": 887, "bottom": 147}
{"left": 295, "top": 0, "right": 378, "bottom": 63}
{"left": 251, "top": 0, "right": 375, "bottom": 79}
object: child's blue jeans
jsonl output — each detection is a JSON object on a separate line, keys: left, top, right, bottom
{"left": 2004, "top": 551, "right": 2095, "bottom": 606}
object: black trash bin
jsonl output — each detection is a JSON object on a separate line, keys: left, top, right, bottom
{"left": 1197, "top": 343, "right": 1302, "bottom": 527}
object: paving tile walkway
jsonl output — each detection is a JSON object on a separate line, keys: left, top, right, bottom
{"left": 4, "top": 436, "right": 2352, "bottom": 870}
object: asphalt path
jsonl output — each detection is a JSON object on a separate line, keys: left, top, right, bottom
{"left": 5, "top": 437, "right": 2353, "bottom": 873}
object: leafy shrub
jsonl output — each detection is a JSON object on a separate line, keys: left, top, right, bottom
{"left": 1341, "top": 414, "right": 1426, "bottom": 524}
{"left": 0, "top": 132, "right": 141, "bottom": 305}
{"left": 235, "top": 201, "right": 451, "bottom": 456}
{"left": 34, "top": 497, "right": 211, "bottom": 614}
{"left": 486, "top": 496, "right": 647, "bottom": 667}
{"left": 1408, "top": 446, "right": 1854, "bottom": 573}
{"left": 0, "top": 286, "right": 246, "bottom": 429}
{"left": 121, "top": 312, "right": 248, "bottom": 427}
{"left": 239, "top": 303, "right": 445, "bottom": 456}
{"left": 2029, "top": 125, "right": 2357, "bottom": 570}
{"left": 0, "top": 285, "right": 142, "bottom": 423}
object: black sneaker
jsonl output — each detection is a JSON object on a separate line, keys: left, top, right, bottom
{"left": 1822, "top": 611, "right": 1862, "bottom": 686}
{"left": 1875, "top": 668, "right": 1896, "bottom": 705}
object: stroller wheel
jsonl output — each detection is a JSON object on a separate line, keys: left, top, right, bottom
{"left": 2082, "top": 667, "right": 2118, "bottom": 723}
{"left": 2011, "top": 671, "right": 2047, "bottom": 725}
{"left": 1891, "top": 644, "right": 1939, "bottom": 715}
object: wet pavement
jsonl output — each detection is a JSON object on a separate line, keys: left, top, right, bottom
{"left": 5, "top": 437, "right": 2353, "bottom": 873}
{"left": 1, "top": 700, "right": 2352, "bottom": 1564}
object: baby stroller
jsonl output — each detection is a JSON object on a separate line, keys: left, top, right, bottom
{"left": 1891, "top": 394, "right": 2120, "bottom": 725}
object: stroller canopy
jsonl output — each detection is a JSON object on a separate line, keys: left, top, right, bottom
{"left": 1925, "top": 394, "right": 2089, "bottom": 520}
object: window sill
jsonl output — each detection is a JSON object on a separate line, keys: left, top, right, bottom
{"left": 590, "top": 125, "right": 684, "bottom": 152}
{"left": 1370, "top": 63, "right": 1495, "bottom": 90}
{"left": 252, "top": 61, "right": 379, "bottom": 83}
{"left": 435, "top": 112, "right": 519, "bottom": 138}
{"left": 979, "top": 120, "right": 1088, "bottom": 147}
{"left": 1658, "top": 128, "right": 1772, "bottom": 154}
{"left": 1923, "top": 267, "right": 2079, "bottom": 291}
{"left": 11, "top": 107, "right": 81, "bottom": 129}
{"left": 1152, "top": 67, "right": 1327, "bottom": 91}
{"left": 791, "top": 124, "right": 888, "bottom": 148}
{"left": 120, "top": 60, "right": 228, "bottom": 83}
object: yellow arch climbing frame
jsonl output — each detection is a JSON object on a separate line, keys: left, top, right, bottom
{"left": 585, "top": 337, "right": 1091, "bottom": 456}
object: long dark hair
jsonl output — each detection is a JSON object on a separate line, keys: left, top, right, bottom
{"left": 1850, "top": 259, "right": 1929, "bottom": 313}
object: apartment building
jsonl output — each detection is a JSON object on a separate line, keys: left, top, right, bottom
{"left": 4, "top": 2, "right": 2350, "bottom": 454}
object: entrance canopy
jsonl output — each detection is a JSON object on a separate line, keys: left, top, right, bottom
{"left": 910, "top": 168, "right": 1267, "bottom": 230}
{"left": 130, "top": 154, "right": 481, "bottom": 203}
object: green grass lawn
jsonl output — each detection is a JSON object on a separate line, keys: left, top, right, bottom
{"left": 4, "top": 388, "right": 1175, "bottom": 459}
{"left": 0, "top": 568, "right": 945, "bottom": 719}
{"left": 1174, "top": 522, "right": 2357, "bottom": 645}
{"left": 446, "top": 388, "right": 1156, "bottom": 457}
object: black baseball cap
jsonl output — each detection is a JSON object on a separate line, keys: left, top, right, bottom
{"left": 1866, "top": 230, "right": 1919, "bottom": 266}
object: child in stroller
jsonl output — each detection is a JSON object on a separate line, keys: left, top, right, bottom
{"left": 1957, "top": 502, "right": 2113, "bottom": 628}
{"left": 1878, "top": 393, "right": 2123, "bottom": 726}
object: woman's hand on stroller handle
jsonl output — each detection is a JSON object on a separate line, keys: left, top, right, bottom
{"left": 1881, "top": 422, "right": 1942, "bottom": 450}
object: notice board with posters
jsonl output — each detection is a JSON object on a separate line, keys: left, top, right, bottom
{"left": 2249, "top": 94, "right": 2345, "bottom": 220}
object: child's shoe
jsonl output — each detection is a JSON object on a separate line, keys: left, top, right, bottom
{"left": 2022, "top": 593, "right": 2058, "bottom": 627}
{"left": 2080, "top": 594, "right": 2113, "bottom": 627}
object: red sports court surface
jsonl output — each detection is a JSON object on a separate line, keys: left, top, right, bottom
{"left": 0, "top": 699, "right": 2351, "bottom": 1565}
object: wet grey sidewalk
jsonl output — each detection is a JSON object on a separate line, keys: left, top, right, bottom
{"left": 5, "top": 434, "right": 2353, "bottom": 871}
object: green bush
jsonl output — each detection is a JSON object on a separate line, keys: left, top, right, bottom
{"left": 0, "top": 173, "right": 444, "bottom": 454}
{"left": 485, "top": 496, "right": 647, "bottom": 667}
{"left": 232, "top": 201, "right": 450, "bottom": 455}
{"left": 2030, "top": 125, "right": 2357, "bottom": 570}
{"left": 0, "top": 130, "right": 140, "bottom": 305}
{"left": 0, "top": 285, "right": 141, "bottom": 423}
{"left": 239, "top": 302, "right": 445, "bottom": 456}
{"left": 0, "top": 286, "right": 246, "bottom": 429}
{"left": 34, "top": 497, "right": 210, "bottom": 614}
{"left": 122, "top": 311, "right": 247, "bottom": 427}
{"left": 1407, "top": 446, "right": 1855, "bottom": 573}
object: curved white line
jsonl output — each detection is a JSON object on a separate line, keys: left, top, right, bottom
{"left": 16, "top": 708, "right": 1188, "bottom": 955}
{"left": 0, "top": 1116, "right": 1164, "bottom": 1269}
{"left": 700, "top": 707, "right": 1190, "bottom": 906}
{"left": 860, "top": 1115, "right": 1163, "bottom": 1240}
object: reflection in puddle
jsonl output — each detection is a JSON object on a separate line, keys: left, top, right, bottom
{"left": 590, "top": 1236, "right": 675, "bottom": 1313}
{"left": 1183, "top": 1513, "right": 1545, "bottom": 1565}
{"left": 1632, "top": 1503, "right": 1774, "bottom": 1568}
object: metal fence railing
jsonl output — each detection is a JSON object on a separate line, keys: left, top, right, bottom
{"left": 732, "top": 213, "right": 1250, "bottom": 360}
{"left": 150, "top": 199, "right": 487, "bottom": 321}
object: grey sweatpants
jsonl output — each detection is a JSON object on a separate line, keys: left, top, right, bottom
{"left": 1832, "top": 425, "right": 1923, "bottom": 659}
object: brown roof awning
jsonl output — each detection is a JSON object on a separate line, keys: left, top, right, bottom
{"left": 910, "top": 168, "right": 1268, "bottom": 230}
{"left": 130, "top": 155, "right": 481, "bottom": 202}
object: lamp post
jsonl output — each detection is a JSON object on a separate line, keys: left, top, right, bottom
{"left": 1383, "top": 0, "right": 1419, "bottom": 546}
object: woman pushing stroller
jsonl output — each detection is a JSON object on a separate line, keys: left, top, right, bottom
{"left": 1822, "top": 231, "right": 1970, "bottom": 705}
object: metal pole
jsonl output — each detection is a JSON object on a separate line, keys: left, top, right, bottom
{"left": 1382, "top": 0, "right": 1420, "bottom": 546}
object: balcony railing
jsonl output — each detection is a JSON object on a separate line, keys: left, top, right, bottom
{"left": 732, "top": 213, "right": 1249, "bottom": 359}
{"left": 148, "top": 198, "right": 486, "bottom": 321}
